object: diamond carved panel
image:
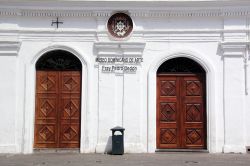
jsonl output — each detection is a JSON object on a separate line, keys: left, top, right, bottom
{"left": 40, "top": 76, "right": 56, "bottom": 91}
{"left": 186, "top": 129, "right": 202, "bottom": 144}
{"left": 160, "top": 80, "right": 176, "bottom": 96}
{"left": 186, "top": 81, "right": 201, "bottom": 96}
{"left": 63, "top": 127, "right": 78, "bottom": 141}
{"left": 160, "top": 128, "right": 177, "bottom": 144}
{"left": 40, "top": 100, "right": 55, "bottom": 117}
{"left": 63, "top": 100, "right": 79, "bottom": 117}
{"left": 186, "top": 104, "right": 201, "bottom": 122}
{"left": 160, "top": 103, "right": 176, "bottom": 122}
{"left": 39, "top": 126, "right": 55, "bottom": 141}
{"left": 64, "top": 77, "right": 78, "bottom": 91}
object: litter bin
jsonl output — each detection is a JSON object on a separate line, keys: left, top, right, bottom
{"left": 111, "top": 126, "right": 125, "bottom": 155}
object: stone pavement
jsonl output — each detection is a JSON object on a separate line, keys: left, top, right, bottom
{"left": 0, "top": 153, "right": 250, "bottom": 166}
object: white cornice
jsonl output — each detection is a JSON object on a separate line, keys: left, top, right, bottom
{"left": 21, "top": 10, "right": 94, "bottom": 17}
{"left": 1, "top": 8, "right": 250, "bottom": 17}
{"left": 94, "top": 42, "right": 146, "bottom": 56}
{"left": 0, "top": 29, "right": 249, "bottom": 42}
{"left": 0, "top": 9, "right": 19, "bottom": 16}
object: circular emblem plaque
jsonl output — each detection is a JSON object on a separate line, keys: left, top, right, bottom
{"left": 107, "top": 13, "right": 133, "bottom": 38}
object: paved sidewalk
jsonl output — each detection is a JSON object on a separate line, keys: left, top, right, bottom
{"left": 0, "top": 153, "right": 250, "bottom": 166}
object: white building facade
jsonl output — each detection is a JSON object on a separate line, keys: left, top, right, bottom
{"left": 0, "top": 0, "right": 250, "bottom": 154}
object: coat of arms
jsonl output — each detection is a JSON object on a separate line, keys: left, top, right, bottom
{"left": 107, "top": 13, "right": 133, "bottom": 38}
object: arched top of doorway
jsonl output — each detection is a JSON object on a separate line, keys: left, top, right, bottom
{"left": 157, "top": 57, "right": 205, "bottom": 74}
{"left": 36, "top": 50, "right": 82, "bottom": 71}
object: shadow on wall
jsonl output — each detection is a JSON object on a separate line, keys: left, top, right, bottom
{"left": 104, "top": 136, "right": 112, "bottom": 154}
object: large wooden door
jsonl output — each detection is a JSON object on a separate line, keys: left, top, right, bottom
{"left": 34, "top": 71, "right": 81, "bottom": 148}
{"left": 157, "top": 74, "right": 206, "bottom": 149}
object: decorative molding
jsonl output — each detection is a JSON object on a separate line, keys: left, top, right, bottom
{"left": 0, "top": 41, "right": 20, "bottom": 56}
{"left": 0, "top": 29, "right": 249, "bottom": 43}
{"left": 94, "top": 41, "right": 145, "bottom": 57}
{"left": 220, "top": 41, "right": 249, "bottom": 95}
{"left": 0, "top": 9, "right": 19, "bottom": 16}
{"left": 1, "top": 8, "right": 250, "bottom": 18}
{"left": 219, "top": 41, "right": 248, "bottom": 57}
{"left": 130, "top": 9, "right": 221, "bottom": 17}
{"left": 92, "top": 11, "right": 111, "bottom": 17}
{"left": 245, "top": 46, "right": 249, "bottom": 95}
{"left": 21, "top": 10, "right": 94, "bottom": 17}
{"left": 107, "top": 13, "right": 133, "bottom": 39}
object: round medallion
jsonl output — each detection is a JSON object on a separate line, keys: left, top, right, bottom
{"left": 107, "top": 13, "right": 133, "bottom": 39}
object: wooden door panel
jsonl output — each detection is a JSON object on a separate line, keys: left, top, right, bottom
{"left": 157, "top": 76, "right": 179, "bottom": 148}
{"left": 159, "top": 128, "right": 178, "bottom": 148}
{"left": 60, "top": 71, "right": 81, "bottom": 93}
{"left": 185, "top": 128, "right": 204, "bottom": 148}
{"left": 158, "top": 102, "right": 179, "bottom": 148}
{"left": 59, "top": 71, "right": 81, "bottom": 147}
{"left": 159, "top": 102, "right": 177, "bottom": 122}
{"left": 61, "top": 98, "right": 80, "bottom": 121}
{"left": 59, "top": 124, "right": 80, "bottom": 148}
{"left": 181, "top": 76, "right": 206, "bottom": 149}
{"left": 157, "top": 74, "right": 206, "bottom": 149}
{"left": 59, "top": 96, "right": 80, "bottom": 147}
{"left": 186, "top": 81, "right": 202, "bottom": 96}
{"left": 34, "top": 71, "right": 59, "bottom": 148}
{"left": 60, "top": 97, "right": 81, "bottom": 120}
{"left": 159, "top": 79, "right": 177, "bottom": 97}
{"left": 183, "top": 76, "right": 203, "bottom": 96}
{"left": 185, "top": 104, "right": 203, "bottom": 122}
{"left": 36, "top": 72, "right": 58, "bottom": 94}
{"left": 34, "top": 95, "right": 58, "bottom": 148}
{"left": 34, "top": 71, "right": 81, "bottom": 149}
{"left": 35, "top": 95, "right": 57, "bottom": 120}
{"left": 34, "top": 124, "right": 57, "bottom": 148}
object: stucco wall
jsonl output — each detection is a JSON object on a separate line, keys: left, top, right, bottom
{"left": 0, "top": 56, "right": 17, "bottom": 153}
{"left": 0, "top": 0, "right": 249, "bottom": 154}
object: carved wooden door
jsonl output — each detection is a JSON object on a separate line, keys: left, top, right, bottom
{"left": 34, "top": 71, "right": 81, "bottom": 148}
{"left": 157, "top": 74, "right": 206, "bottom": 149}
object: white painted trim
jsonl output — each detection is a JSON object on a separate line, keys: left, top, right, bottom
{"left": 0, "top": 41, "right": 20, "bottom": 56}
{"left": 22, "top": 44, "right": 92, "bottom": 154}
{"left": 220, "top": 41, "right": 249, "bottom": 96}
{"left": 147, "top": 50, "right": 217, "bottom": 153}
{"left": 3, "top": 28, "right": 250, "bottom": 33}
{"left": 94, "top": 42, "right": 146, "bottom": 57}
{"left": 220, "top": 41, "right": 248, "bottom": 57}
{"left": 1, "top": 29, "right": 250, "bottom": 43}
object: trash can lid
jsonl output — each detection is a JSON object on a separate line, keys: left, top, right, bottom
{"left": 110, "top": 126, "right": 125, "bottom": 131}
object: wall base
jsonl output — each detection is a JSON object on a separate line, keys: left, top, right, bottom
{"left": 223, "top": 145, "right": 246, "bottom": 153}
{"left": 95, "top": 143, "right": 146, "bottom": 153}
{"left": 0, "top": 145, "right": 17, "bottom": 153}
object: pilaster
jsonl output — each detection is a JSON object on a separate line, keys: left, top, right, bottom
{"left": 94, "top": 41, "right": 145, "bottom": 153}
{"left": 220, "top": 41, "right": 248, "bottom": 153}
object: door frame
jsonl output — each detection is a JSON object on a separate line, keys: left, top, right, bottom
{"left": 22, "top": 45, "right": 93, "bottom": 154}
{"left": 147, "top": 51, "right": 217, "bottom": 153}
